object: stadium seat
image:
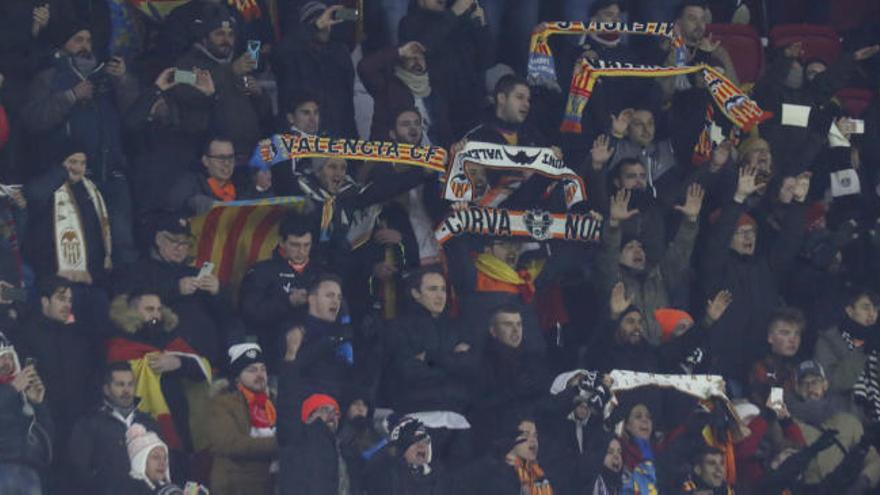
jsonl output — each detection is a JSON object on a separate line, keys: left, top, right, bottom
{"left": 835, "top": 88, "right": 875, "bottom": 117}
{"left": 830, "top": 0, "right": 880, "bottom": 33}
{"left": 769, "top": 24, "right": 842, "bottom": 65}
{"left": 706, "top": 23, "right": 764, "bottom": 84}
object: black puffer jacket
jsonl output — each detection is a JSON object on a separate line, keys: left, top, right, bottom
{"left": 385, "top": 306, "right": 477, "bottom": 414}
{"left": 68, "top": 401, "right": 161, "bottom": 494}
{"left": 279, "top": 421, "right": 346, "bottom": 495}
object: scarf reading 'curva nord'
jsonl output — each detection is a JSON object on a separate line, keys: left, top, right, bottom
{"left": 527, "top": 21, "right": 686, "bottom": 90}
{"left": 562, "top": 59, "right": 771, "bottom": 133}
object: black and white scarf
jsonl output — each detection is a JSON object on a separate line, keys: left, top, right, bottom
{"left": 840, "top": 322, "right": 880, "bottom": 423}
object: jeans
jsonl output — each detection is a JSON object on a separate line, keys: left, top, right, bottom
{"left": 481, "top": 0, "right": 540, "bottom": 72}
{"left": 0, "top": 464, "right": 42, "bottom": 495}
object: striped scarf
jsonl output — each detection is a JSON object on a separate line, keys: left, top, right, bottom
{"left": 841, "top": 331, "right": 880, "bottom": 423}
{"left": 528, "top": 21, "right": 685, "bottom": 90}
{"left": 562, "top": 59, "right": 770, "bottom": 134}
{"left": 514, "top": 458, "right": 554, "bottom": 495}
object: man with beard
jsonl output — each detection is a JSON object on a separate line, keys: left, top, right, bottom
{"left": 115, "top": 213, "right": 240, "bottom": 366}
{"left": 279, "top": 393, "right": 354, "bottom": 494}
{"left": 206, "top": 343, "right": 278, "bottom": 495}
{"left": 22, "top": 21, "right": 138, "bottom": 264}
{"left": 787, "top": 360, "right": 880, "bottom": 493}
{"left": 168, "top": 4, "right": 271, "bottom": 162}
{"left": 14, "top": 277, "right": 98, "bottom": 489}
{"left": 105, "top": 290, "right": 211, "bottom": 458}
{"left": 609, "top": 108, "right": 680, "bottom": 203}
{"left": 358, "top": 40, "right": 451, "bottom": 146}
{"left": 68, "top": 362, "right": 162, "bottom": 494}
{"left": 700, "top": 165, "right": 809, "bottom": 388}
{"left": 596, "top": 184, "right": 703, "bottom": 345}
{"left": 365, "top": 416, "right": 448, "bottom": 494}
{"left": 605, "top": 157, "right": 667, "bottom": 263}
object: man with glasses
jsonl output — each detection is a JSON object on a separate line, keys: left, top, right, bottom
{"left": 113, "top": 213, "right": 243, "bottom": 365}
{"left": 167, "top": 135, "right": 241, "bottom": 216}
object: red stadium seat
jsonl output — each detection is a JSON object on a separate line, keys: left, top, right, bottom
{"left": 830, "top": 0, "right": 880, "bottom": 32}
{"left": 835, "top": 88, "right": 875, "bottom": 117}
{"left": 706, "top": 23, "right": 764, "bottom": 84}
{"left": 769, "top": 24, "right": 842, "bottom": 65}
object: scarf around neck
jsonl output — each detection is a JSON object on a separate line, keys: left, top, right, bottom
{"left": 194, "top": 43, "right": 233, "bottom": 65}
{"left": 394, "top": 66, "right": 431, "bottom": 98}
{"left": 514, "top": 458, "right": 554, "bottom": 495}
{"left": 238, "top": 383, "right": 277, "bottom": 433}
{"left": 207, "top": 177, "right": 236, "bottom": 202}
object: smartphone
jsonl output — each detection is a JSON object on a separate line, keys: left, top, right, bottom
{"left": 198, "top": 261, "right": 215, "bottom": 279}
{"left": 1, "top": 285, "right": 26, "bottom": 302}
{"left": 851, "top": 119, "right": 865, "bottom": 134}
{"left": 173, "top": 69, "right": 197, "bottom": 86}
{"left": 334, "top": 7, "right": 359, "bottom": 21}
{"left": 769, "top": 387, "right": 784, "bottom": 406}
{"left": 247, "top": 40, "right": 261, "bottom": 65}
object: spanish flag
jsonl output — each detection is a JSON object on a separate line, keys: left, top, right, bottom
{"left": 106, "top": 337, "right": 211, "bottom": 450}
{"left": 189, "top": 197, "right": 306, "bottom": 295}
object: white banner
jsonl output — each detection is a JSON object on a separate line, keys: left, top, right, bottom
{"left": 434, "top": 206, "right": 602, "bottom": 244}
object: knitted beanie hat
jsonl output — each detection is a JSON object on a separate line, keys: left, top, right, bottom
{"left": 126, "top": 424, "right": 169, "bottom": 487}
{"left": 228, "top": 343, "right": 263, "bottom": 379}
{"left": 301, "top": 393, "right": 339, "bottom": 423}
{"left": 653, "top": 308, "right": 694, "bottom": 342}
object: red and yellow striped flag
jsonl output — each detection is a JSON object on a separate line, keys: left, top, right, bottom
{"left": 189, "top": 197, "right": 306, "bottom": 294}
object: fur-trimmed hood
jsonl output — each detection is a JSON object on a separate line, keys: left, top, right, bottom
{"left": 109, "top": 294, "right": 179, "bottom": 334}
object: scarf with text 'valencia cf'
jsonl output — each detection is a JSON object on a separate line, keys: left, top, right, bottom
{"left": 562, "top": 59, "right": 771, "bottom": 134}
{"left": 528, "top": 21, "right": 686, "bottom": 91}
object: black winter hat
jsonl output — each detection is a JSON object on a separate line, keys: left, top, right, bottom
{"left": 194, "top": 4, "right": 237, "bottom": 39}
{"left": 50, "top": 18, "right": 91, "bottom": 49}
{"left": 227, "top": 343, "right": 264, "bottom": 379}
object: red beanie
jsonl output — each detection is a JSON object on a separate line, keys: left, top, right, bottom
{"left": 654, "top": 308, "right": 694, "bottom": 342}
{"left": 301, "top": 393, "right": 339, "bottom": 423}
{"left": 708, "top": 209, "right": 757, "bottom": 230}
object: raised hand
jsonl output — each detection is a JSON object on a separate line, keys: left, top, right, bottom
{"left": 193, "top": 68, "right": 215, "bottom": 96}
{"left": 398, "top": 41, "right": 425, "bottom": 59}
{"left": 315, "top": 5, "right": 345, "bottom": 30}
{"left": 734, "top": 165, "right": 759, "bottom": 203}
{"left": 590, "top": 134, "right": 614, "bottom": 170}
{"left": 610, "top": 281, "right": 633, "bottom": 318}
{"left": 32, "top": 4, "right": 50, "bottom": 37}
{"left": 673, "top": 183, "right": 705, "bottom": 222}
{"left": 105, "top": 56, "right": 126, "bottom": 78}
{"left": 698, "top": 33, "right": 721, "bottom": 53}
{"left": 154, "top": 68, "right": 177, "bottom": 91}
{"left": 232, "top": 52, "right": 257, "bottom": 76}
{"left": 853, "top": 44, "right": 880, "bottom": 61}
{"left": 609, "top": 189, "right": 639, "bottom": 227}
{"left": 705, "top": 289, "right": 733, "bottom": 323}
{"left": 610, "top": 109, "right": 634, "bottom": 137}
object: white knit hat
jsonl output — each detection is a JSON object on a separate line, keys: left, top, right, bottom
{"left": 126, "top": 423, "right": 170, "bottom": 488}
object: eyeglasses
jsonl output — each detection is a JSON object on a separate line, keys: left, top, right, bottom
{"left": 206, "top": 154, "right": 235, "bottom": 163}
{"left": 159, "top": 233, "right": 193, "bottom": 248}
{"left": 734, "top": 229, "right": 756, "bottom": 239}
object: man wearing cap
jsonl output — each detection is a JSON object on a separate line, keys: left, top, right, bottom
{"left": 168, "top": 3, "right": 271, "bottom": 161}
{"left": 700, "top": 164, "right": 810, "bottom": 386}
{"left": 788, "top": 359, "right": 880, "bottom": 493}
{"left": 206, "top": 343, "right": 278, "bottom": 495}
{"left": 0, "top": 331, "right": 51, "bottom": 494}
{"left": 114, "top": 211, "right": 240, "bottom": 365}
{"left": 273, "top": 2, "right": 356, "bottom": 137}
{"left": 280, "top": 392, "right": 354, "bottom": 494}
{"left": 596, "top": 183, "right": 704, "bottom": 345}
{"left": 364, "top": 416, "right": 447, "bottom": 494}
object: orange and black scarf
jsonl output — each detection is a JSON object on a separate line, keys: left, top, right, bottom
{"left": 514, "top": 458, "right": 554, "bottom": 495}
{"left": 238, "top": 383, "right": 276, "bottom": 430}
{"left": 207, "top": 178, "right": 237, "bottom": 202}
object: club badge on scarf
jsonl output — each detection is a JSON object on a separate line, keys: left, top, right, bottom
{"left": 253, "top": 134, "right": 448, "bottom": 172}
{"left": 435, "top": 206, "right": 602, "bottom": 244}
{"left": 444, "top": 141, "right": 587, "bottom": 209}
{"left": 562, "top": 58, "right": 771, "bottom": 134}
{"left": 527, "top": 21, "right": 685, "bottom": 90}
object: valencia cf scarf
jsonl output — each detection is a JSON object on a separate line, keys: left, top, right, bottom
{"left": 513, "top": 458, "right": 554, "bottom": 495}
{"left": 562, "top": 59, "right": 771, "bottom": 134}
{"left": 528, "top": 21, "right": 686, "bottom": 91}
{"left": 53, "top": 179, "right": 112, "bottom": 279}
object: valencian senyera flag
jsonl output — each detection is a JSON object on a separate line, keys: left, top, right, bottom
{"left": 189, "top": 196, "right": 306, "bottom": 294}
